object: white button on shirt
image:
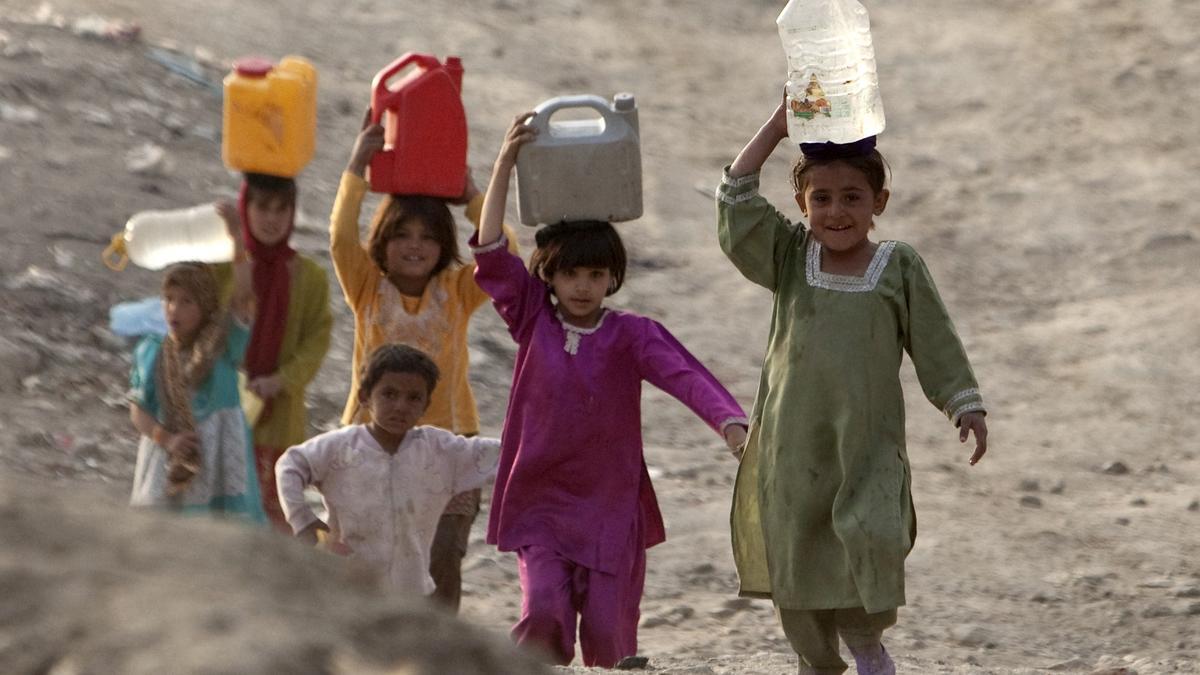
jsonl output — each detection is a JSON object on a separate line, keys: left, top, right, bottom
{"left": 276, "top": 425, "right": 501, "bottom": 595}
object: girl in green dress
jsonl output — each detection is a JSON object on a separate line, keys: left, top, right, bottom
{"left": 717, "top": 101, "right": 989, "bottom": 675}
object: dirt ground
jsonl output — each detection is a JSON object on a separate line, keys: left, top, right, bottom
{"left": 1, "top": 1, "right": 1198, "bottom": 673}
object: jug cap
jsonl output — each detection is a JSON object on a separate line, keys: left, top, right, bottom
{"left": 234, "top": 57, "right": 274, "bottom": 78}
{"left": 613, "top": 93, "right": 636, "bottom": 111}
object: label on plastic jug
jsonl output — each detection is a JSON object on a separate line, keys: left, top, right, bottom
{"left": 791, "top": 74, "right": 831, "bottom": 120}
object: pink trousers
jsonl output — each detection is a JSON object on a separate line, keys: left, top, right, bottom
{"left": 511, "top": 544, "right": 647, "bottom": 667}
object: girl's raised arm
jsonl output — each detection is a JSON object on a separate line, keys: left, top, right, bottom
{"left": 216, "top": 201, "right": 255, "bottom": 324}
{"left": 346, "top": 108, "right": 385, "bottom": 181}
{"left": 717, "top": 99, "right": 801, "bottom": 293}
{"left": 479, "top": 112, "right": 536, "bottom": 247}
{"left": 330, "top": 112, "right": 385, "bottom": 308}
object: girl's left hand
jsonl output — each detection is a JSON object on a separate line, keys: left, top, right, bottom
{"left": 496, "top": 112, "right": 537, "bottom": 169}
{"left": 249, "top": 374, "right": 284, "bottom": 399}
{"left": 215, "top": 199, "right": 239, "bottom": 240}
{"left": 959, "top": 412, "right": 988, "bottom": 465}
{"left": 723, "top": 424, "right": 748, "bottom": 459}
{"left": 347, "top": 108, "right": 386, "bottom": 177}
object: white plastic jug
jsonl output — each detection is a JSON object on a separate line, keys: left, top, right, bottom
{"left": 515, "top": 94, "right": 642, "bottom": 226}
{"left": 777, "top": 0, "right": 885, "bottom": 145}
{"left": 103, "top": 204, "right": 234, "bottom": 271}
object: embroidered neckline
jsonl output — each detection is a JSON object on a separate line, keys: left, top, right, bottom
{"left": 555, "top": 309, "right": 608, "bottom": 355}
{"left": 365, "top": 277, "right": 451, "bottom": 356}
{"left": 805, "top": 239, "right": 896, "bottom": 293}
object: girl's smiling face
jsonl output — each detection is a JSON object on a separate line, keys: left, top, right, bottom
{"left": 163, "top": 285, "right": 204, "bottom": 343}
{"left": 384, "top": 218, "right": 442, "bottom": 286}
{"left": 795, "top": 162, "right": 889, "bottom": 255}
{"left": 246, "top": 195, "right": 294, "bottom": 247}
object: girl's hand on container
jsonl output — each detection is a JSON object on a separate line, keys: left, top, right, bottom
{"left": 724, "top": 424, "right": 748, "bottom": 459}
{"left": 347, "top": 107, "right": 386, "bottom": 177}
{"left": 958, "top": 412, "right": 988, "bottom": 465}
{"left": 215, "top": 199, "right": 239, "bottom": 240}
{"left": 496, "top": 112, "right": 537, "bottom": 169}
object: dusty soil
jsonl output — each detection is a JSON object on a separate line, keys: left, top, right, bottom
{"left": 1, "top": 1, "right": 1198, "bottom": 673}
{"left": 0, "top": 474, "right": 553, "bottom": 675}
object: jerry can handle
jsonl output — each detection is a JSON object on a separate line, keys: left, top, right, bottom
{"left": 102, "top": 233, "right": 129, "bottom": 272}
{"left": 371, "top": 52, "right": 441, "bottom": 124}
{"left": 530, "top": 95, "right": 617, "bottom": 134}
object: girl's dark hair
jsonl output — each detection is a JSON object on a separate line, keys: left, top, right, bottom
{"left": 359, "top": 343, "right": 440, "bottom": 398}
{"left": 366, "top": 195, "right": 463, "bottom": 277}
{"left": 243, "top": 172, "right": 297, "bottom": 208}
{"left": 530, "top": 220, "right": 627, "bottom": 296}
{"left": 790, "top": 150, "right": 890, "bottom": 196}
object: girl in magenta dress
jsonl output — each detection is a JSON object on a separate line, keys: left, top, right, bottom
{"left": 471, "top": 112, "right": 749, "bottom": 668}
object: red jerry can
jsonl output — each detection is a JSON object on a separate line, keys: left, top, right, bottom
{"left": 368, "top": 53, "right": 468, "bottom": 198}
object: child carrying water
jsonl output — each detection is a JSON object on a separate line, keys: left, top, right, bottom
{"left": 473, "top": 112, "right": 749, "bottom": 668}
{"left": 328, "top": 111, "right": 518, "bottom": 611}
{"left": 718, "top": 101, "right": 989, "bottom": 675}
{"left": 275, "top": 343, "right": 501, "bottom": 596}
{"left": 127, "top": 226, "right": 265, "bottom": 520}
{"left": 213, "top": 172, "right": 332, "bottom": 532}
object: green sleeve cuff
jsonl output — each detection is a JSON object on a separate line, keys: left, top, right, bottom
{"left": 717, "top": 166, "right": 761, "bottom": 205}
{"left": 943, "top": 388, "right": 987, "bottom": 426}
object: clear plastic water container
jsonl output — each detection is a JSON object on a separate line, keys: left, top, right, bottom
{"left": 102, "top": 204, "right": 234, "bottom": 271}
{"left": 778, "top": 0, "right": 885, "bottom": 145}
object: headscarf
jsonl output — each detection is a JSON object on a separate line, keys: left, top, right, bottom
{"left": 157, "top": 262, "right": 228, "bottom": 496}
{"left": 237, "top": 177, "right": 296, "bottom": 381}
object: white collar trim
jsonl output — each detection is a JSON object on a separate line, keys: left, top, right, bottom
{"left": 555, "top": 308, "right": 608, "bottom": 355}
{"left": 805, "top": 239, "right": 896, "bottom": 293}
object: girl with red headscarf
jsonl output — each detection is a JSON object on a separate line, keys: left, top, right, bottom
{"left": 213, "top": 172, "right": 333, "bottom": 532}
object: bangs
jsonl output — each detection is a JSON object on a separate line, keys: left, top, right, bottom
{"left": 359, "top": 343, "right": 440, "bottom": 397}
{"left": 791, "top": 151, "right": 890, "bottom": 195}
{"left": 551, "top": 228, "right": 623, "bottom": 271}
{"left": 531, "top": 220, "right": 627, "bottom": 295}
{"left": 366, "top": 195, "right": 463, "bottom": 275}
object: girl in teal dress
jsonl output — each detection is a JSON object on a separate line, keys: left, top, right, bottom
{"left": 717, "top": 101, "right": 989, "bottom": 675}
{"left": 126, "top": 227, "right": 265, "bottom": 522}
